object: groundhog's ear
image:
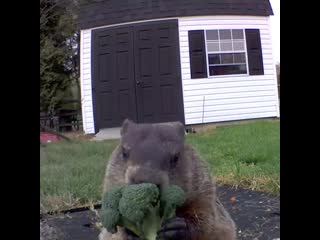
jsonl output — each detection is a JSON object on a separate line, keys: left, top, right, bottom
{"left": 120, "top": 119, "right": 135, "bottom": 136}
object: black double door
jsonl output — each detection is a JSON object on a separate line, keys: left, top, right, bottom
{"left": 92, "top": 20, "right": 184, "bottom": 130}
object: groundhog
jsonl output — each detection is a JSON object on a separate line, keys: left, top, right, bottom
{"left": 99, "top": 119, "right": 236, "bottom": 240}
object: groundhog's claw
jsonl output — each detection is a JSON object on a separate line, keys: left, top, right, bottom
{"left": 156, "top": 217, "right": 191, "bottom": 240}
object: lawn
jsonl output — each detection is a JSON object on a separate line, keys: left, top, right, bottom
{"left": 40, "top": 120, "right": 279, "bottom": 213}
{"left": 186, "top": 120, "right": 280, "bottom": 195}
{"left": 40, "top": 139, "right": 119, "bottom": 213}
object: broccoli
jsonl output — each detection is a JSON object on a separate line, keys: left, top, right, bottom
{"left": 119, "top": 183, "right": 161, "bottom": 239}
{"left": 101, "top": 208, "right": 120, "bottom": 234}
{"left": 119, "top": 183, "right": 159, "bottom": 223}
{"left": 100, "top": 183, "right": 186, "bottom": 240}
{"left": 160, "top": 185, "right": 186, "bottom": 221}
{"left": 100, "top": 186, "right": 123, "bottom": 234}
{"left": 102, "top": 186, "right": 124, "bottom": 209}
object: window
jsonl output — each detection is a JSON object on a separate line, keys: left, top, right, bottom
{"left": 188, "top": 29, "right": 264, "bottom": 79}
{"left": 205, "top": 29, "right": 248, "bottom": 76}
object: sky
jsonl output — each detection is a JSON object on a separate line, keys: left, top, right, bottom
{"left": 269, "top": 0, "right": 280, "bottom": 63}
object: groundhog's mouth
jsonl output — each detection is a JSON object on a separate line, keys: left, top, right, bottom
{"left": 128, "top": 182, "right": 161, "bottom": 190}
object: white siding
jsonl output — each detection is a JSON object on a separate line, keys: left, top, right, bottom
{"left": 80, "top": 29, "right": 95, "bottom": 134}
{"left": 177, "top": 16, "right": 280, "bottom": 125}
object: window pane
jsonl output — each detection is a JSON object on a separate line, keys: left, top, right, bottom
{"left": 209, "top": 64, "right": 247, "bottom": 76}
{"left": 233, "top": 40, "right": 245, "bottom": 51}
{"left": 232, "top": 29, "right": 244, "bottom": 39}
{"left": 206, "top": 30, "right": 218, "bottom": 40}
{"left": 220, "top": 53, "right": 233, "bottom": 64}
{"left": 219, "top": 30, "right": 231, "bottom": 40}
{"left": 233, "top": 53, "right": 246, "bottom": 63}
{"left": 208, "top": 54, "right": 220, "bottom": 64}
{"left": 207, "top": 42, "right": 220, "bottom": 52}
{"left": 220, "top": 41, "right": 233, "bottom": 51}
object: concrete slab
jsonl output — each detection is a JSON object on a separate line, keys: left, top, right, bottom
{"left": 91, "top": 128, "right": 121, "bottom": 141}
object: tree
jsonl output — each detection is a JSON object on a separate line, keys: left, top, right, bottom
{"left": 40, "top": 0, "right": 79, "bottom": 115}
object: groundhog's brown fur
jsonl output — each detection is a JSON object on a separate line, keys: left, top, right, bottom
{"left": 99, "top": 120, "right": 236, "bottom": 240}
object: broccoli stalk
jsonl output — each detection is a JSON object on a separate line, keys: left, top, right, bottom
{"left": 118, "top": 183, "right": 160, "bottom": 239}
{"left": 159, "top": 185, "right": 186, "bottom": 223}
{"left": 100, "top": 183, "right": 186, "bottom": 240}
{"left": 140, "top": 202, "right": 161, "bottom": 240}
{"left": 119, "top": 216, "right": 145, "bottom": 237}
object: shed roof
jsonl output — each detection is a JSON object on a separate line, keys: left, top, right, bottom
{"left": 77, "top": 0, "right": 273, "bottom": 30}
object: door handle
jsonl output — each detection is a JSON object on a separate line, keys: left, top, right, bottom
{"left": 136, "top": 81, "right": 141, "bottom": 84}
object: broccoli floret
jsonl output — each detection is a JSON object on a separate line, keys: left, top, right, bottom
{"left": 100, "top": 186, "right": 124, "bottom": 233}
{"left": 102, "top": 186, "right": 124, "bottom": 209}
{"left": 119, "top": 183, "right": 159, "bottom": 223}
{"left": 101, "top": 208, "right": 120, "bottom": 234}
{"left": 160, "top": 185, "right": 186, "bottom": 221}
{"left": 100, "top": 183, "right": 186, "bottom": 240}
{"left": 119, "top": 183, "right": 160, "bottom": 239}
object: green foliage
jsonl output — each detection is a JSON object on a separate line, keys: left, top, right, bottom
{"left": 40, "top": 0, "right": 79, "bottom": 113}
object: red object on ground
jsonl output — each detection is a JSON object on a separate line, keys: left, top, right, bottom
{"left": 40, "top": 132, "right": 60, "bottom": 143}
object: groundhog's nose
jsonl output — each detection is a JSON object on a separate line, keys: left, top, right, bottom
{"left": 130, "top": 177, "right": 140, "bottom": 184}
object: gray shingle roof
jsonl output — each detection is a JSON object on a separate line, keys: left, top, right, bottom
{"left": 77, "top": 0, "right": 273, "bottom": 29}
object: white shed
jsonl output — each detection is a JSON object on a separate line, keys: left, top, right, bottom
{"left": 78, "top": 0, "right": 279, "bottom": 134}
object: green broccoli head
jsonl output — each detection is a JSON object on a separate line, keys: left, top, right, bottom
{"left": 100, "top": 186, "right": 124, "bottom": 234}
{"left": 102, "top": 185, "right": 124, "bottom": 209}
{"left": 101, "top": 208, "right": 120, "bottom": 234}
{"left": 119, "top": 183, "right": 160, "bottom": 223}
{"left": 160, "top": 185, "right": 186, "bottom": 220}
{"left": 101, "top": 183, "right": 185, "bottom": 240}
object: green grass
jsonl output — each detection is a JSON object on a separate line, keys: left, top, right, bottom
{"left": 186, "top": 120, "right": 280, "bottom": 195}
{"left": 40, "top": 120, "right": 279, "bottom": 213}
{"left": 40, "top": 139, "right": 119, "bottom": 213}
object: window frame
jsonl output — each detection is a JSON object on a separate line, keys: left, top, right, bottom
{"left": 204, "top": 29, "right": 250, "bottom": 78}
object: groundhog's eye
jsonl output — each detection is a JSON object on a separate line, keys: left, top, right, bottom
{"left": 122, "top": 147, "right": 130, "bottom": 159}
{"left": 170, "top": 153, "right": 180, "bottom": 167}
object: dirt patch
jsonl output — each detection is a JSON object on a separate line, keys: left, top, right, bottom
{"left": 40, "top": 220, "right": 65, "bottom": 240}
{"left": 218, "top": 186, "right": 280, "bottom": 240}
{"left": 41, "top": 211, "right": 99, "bottom": 240}
{"left": 40, "top": 186, "right": 279, "bottom": 240}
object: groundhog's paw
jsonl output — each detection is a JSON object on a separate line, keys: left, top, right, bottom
{"left": 125, "top": 228, "right": 142, "bottom": 240}
{"left": 156, "top": 217, "right": 191, "bottom": 240}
